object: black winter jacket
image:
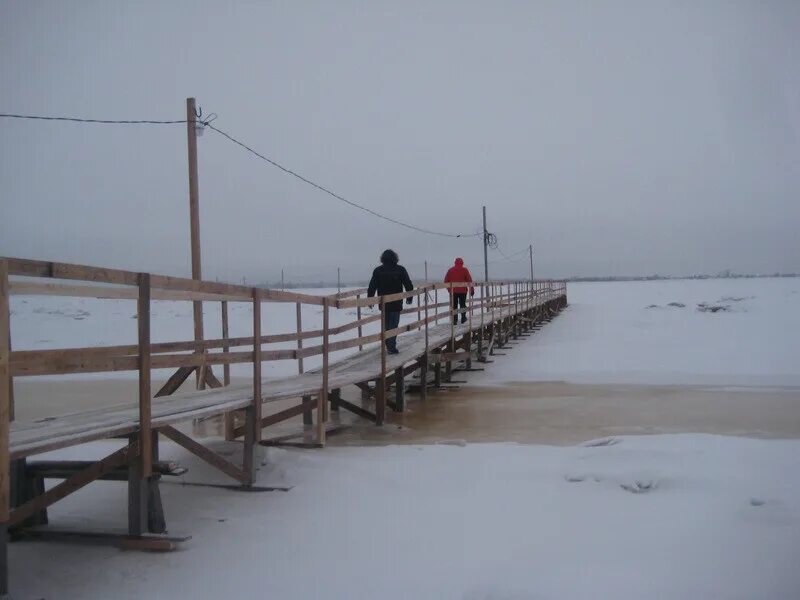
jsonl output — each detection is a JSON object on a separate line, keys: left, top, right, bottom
{"left": 367, "top": 264, "right": 413, "bottom": 312}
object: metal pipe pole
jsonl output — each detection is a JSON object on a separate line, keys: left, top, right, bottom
{"left": 482, "top": 206, "right": 489, "bottom": 282}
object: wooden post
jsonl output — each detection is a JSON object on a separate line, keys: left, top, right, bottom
{"left": 295, "top": 302, "right": 304, "bottom": 374}
{"left": 318, "top": 298, "right": 330, "bottom": 444}
{"left": 0, "top": 260, "right": 10, "bottom": 596}
{"left": 466, "top": 287, "right": 473, "bottom": 369}
{"left": 252, "top": 289, "right": 262, "bottom": 442}
{"left": 186, "top": 97, "right": 205, "bottom": 389}
{"left": 377, "top": 296, "right": 387, "bottom": 425}
{"left": 421, "top": 285, "right": 430, "bottom": 400}
{"left": 446, "top": 282, "right": 454, "bottom": 381}
{"left": 221, "top": 301, "right": 231, "bottom": 385}
{"left": 394, "top": 367, "right": 405, "bottom": 412}
{"left": 137, "top": 273, "right": 152, "bottom": 478}
{"left": 356, "top": 295, "right": 363, "bottom": 351}
{"left": 222, "top": 299, "right": 235, "bottom": 441}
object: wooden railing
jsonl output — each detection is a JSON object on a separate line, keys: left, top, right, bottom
{"left": 0, "top": 255, "right": 568, "bottom": 535}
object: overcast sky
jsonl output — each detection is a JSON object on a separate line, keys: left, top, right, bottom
{"left": 1, "top": 1, "right": 798, "bottom": 283}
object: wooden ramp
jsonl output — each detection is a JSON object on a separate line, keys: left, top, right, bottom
{"left": 0, "top": 256, "right": 568, "bottom": 593}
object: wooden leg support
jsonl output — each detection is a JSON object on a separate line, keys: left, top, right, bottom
{"left": 419, "top": 355, "right": 428, "bottom": 401}
{"left": 147, "top": 432, "right": 165, "bottom": 534}
{"left": 127, "top": 438, "right": 148, "bottom": 537}
{"left": 329, "top": 388, "right": 341, "bottom": 412}
{"left": 394, "top": 368, "right": 405, "bottom": 412}
{"left": 302, "top": 395, "right": 313, "bottom": 425}
{"left": 375, "top": 378, "right": 386, "bottom": 426}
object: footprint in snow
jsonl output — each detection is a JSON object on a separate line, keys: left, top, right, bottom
{"left": 620, "top": 479, "right": 658, "bottom": 494}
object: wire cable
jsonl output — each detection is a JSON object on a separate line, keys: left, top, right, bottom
{"left": 0, "top": 113, "right": 187, "bottom": 125}
{"left": 206, "top": 122, "right": 481, "bottom": 239}
{"left": 493, "top": 245, "right": 529, "bottom": 262}
{"left": 1, "top": 111, "right": 482, "bottom": 239}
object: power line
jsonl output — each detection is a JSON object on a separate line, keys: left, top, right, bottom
{"left": 206, "top": 123, "right": 481, "bottom": 239}
{"left": 493, "top": 245, "right": 528, "bottom": 262}
{"left": 0, "top": 113, "right": 187, "bottom": 125}
{"left": 1, "top": 110, "right": 483, "bottom": 239}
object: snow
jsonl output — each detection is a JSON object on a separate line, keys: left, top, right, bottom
{"left": 479, "top": 278, "right": 800, "bottom": 386}
{"left": 8, "top": 277, "right": 800, "bottom": 598}
{"left": 10, "top": 435, "right": 800, "bottom": 599}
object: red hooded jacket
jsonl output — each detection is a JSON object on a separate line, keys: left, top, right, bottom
{"left": 444, "top": 258, "right": 474, "bottom": 295}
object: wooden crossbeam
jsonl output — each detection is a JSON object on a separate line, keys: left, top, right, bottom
{"left": 158, "top": 426, "right": 247, "bottom": 484}
{"left": 10, "top": 443, "right": 136, "bottom": 527}
{"left": 336, "top": 398, "right": 377, "bottom": 423}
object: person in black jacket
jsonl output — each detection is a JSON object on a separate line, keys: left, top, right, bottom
{"left": 367, "top": 249, "right": 414, "bottom": 354}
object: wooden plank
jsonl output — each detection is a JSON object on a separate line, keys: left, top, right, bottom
{"left": 138, "top": 274, "right": 152, "bottom": 478}
{"left": 14, "top": 526, "right": 189, "bottom": 551}
{"left": 333, "top": 287, "right": 368, "bottom": 300}
{"left": 326, "top": 332, "right": 382, "bottom": 353}
{"left": 9, "top": 280, "right": 244, "bottom": 302}
{"left": 158, "top": 425, "right": 246, "bottom": 484}
{"left": 10, "top": 442, "right": 136, "bottom": 527}
{"left": 0, "top": 260, "right": 9, "bottom": 524}
{"left": 6, "top": 259, "right": 139, "bottom": 286}
{"left": 328, "top": 313, "right": 381, "bottom": 336}
{"left": 258, "top": 288, "right": 325, "bottom": 306}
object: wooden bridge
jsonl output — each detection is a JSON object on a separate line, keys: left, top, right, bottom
{"left": 0, "top": 256, "right": 567, "bottom": 594}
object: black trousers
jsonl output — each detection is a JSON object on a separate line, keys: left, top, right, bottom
{"left": 451, "top": 293, "right": 467, "bottom": 324}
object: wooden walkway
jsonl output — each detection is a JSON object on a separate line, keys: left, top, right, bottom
{"left": 0, "top": 256, "right": 567, "bottom": 594}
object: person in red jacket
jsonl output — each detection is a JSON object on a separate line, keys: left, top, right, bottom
{"left": 444, "top": 258, "right": 474, "bottom": 325}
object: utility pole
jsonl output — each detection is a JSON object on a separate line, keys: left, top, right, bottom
{"left": 281, "top": 268, "right": 285, "bottom": 291}
{"left": 337, "top": 267, "right": 341, "bottom": 293}
{"left": 529, "top": 244, "right": 534, "bottom": 281}
{"left": 424, "top": 260, "right": 428, "bottom": 283}
{"left": 186, "top": 97, "right": 205, "bottom": 389}
{"left": 482, "top": 205, "right": 489, "bottom": 282}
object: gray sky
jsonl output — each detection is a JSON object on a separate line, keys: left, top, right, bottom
{"left": 1, "top": 1, "right": 798, "bottom": 283}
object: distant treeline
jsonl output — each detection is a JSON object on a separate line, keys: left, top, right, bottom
{"left": 224, "top": 272, "right": 798, "bottom": 289}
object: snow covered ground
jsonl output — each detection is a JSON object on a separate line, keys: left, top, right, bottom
{"left": 8, "top": 277, "right": 800, "bottom": 599}
{"left": 480, "top": 277, "right": 800, "bottom": 386}
{"left": 10, "top": 435, "right": 800, "bottom": 599}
